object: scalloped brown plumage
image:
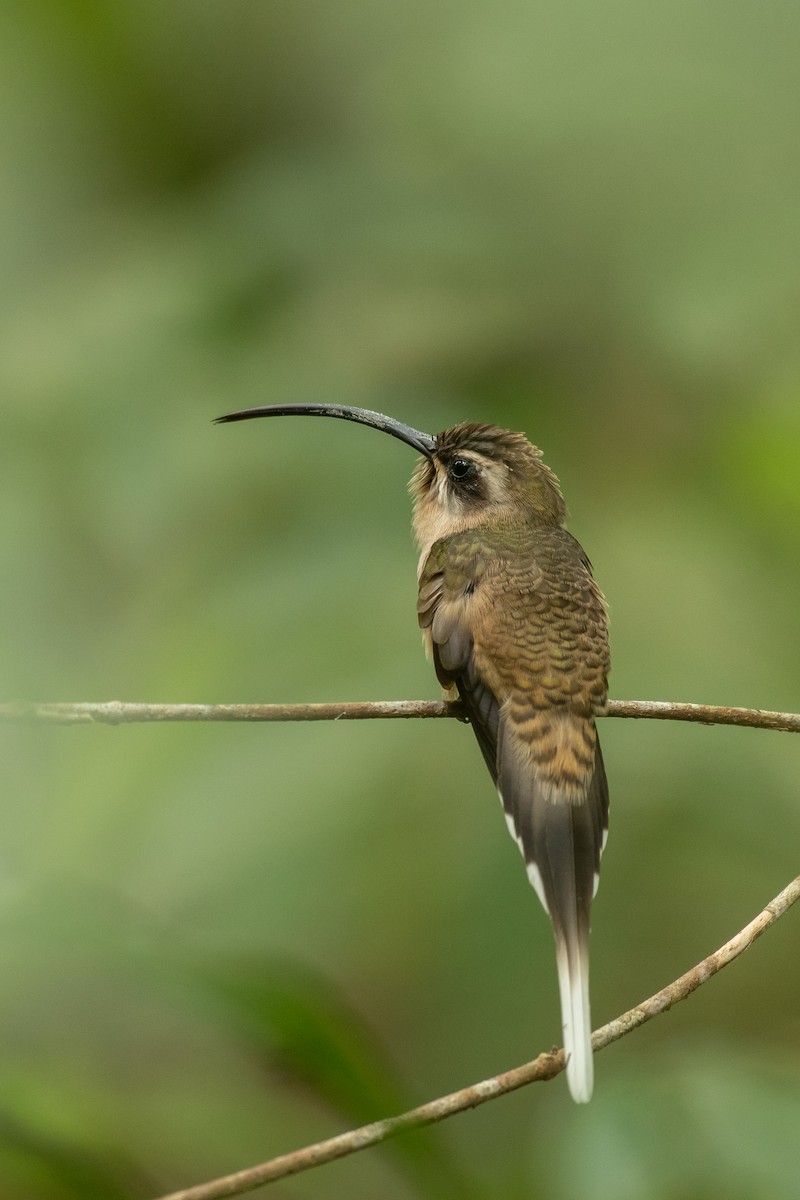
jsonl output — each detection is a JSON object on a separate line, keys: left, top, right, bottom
{"left": 412, "top": 423, "right": 610, "bottom": 1103}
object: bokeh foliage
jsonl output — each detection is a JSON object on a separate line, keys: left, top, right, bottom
{"left": 2, "top": 2, "right": 800, "bottom": 1197}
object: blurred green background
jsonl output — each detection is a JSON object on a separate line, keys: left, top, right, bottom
{"left": 2, "top": 1, "right": 800, "bottom": 1197}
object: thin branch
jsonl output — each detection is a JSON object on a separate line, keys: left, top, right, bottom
{"left": 0, "top": 699, "right": 459, "bottom": 725}
{"left": 2, "top": 698, "right": 800, "bottom": 732}
{"left": 153, "top": 875, "right": 800, "bottom": 1200}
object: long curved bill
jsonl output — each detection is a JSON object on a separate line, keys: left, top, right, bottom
{"left": 214, "top": 403, "right": 436, "bottom": 458}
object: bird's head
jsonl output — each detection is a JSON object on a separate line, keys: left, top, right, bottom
{"left": 409, "top": 421, "right": 566, "bottom": 529}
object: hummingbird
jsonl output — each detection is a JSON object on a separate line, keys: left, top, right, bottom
{"left": 215, "top": 403, "right": 610, "bottom": 1103}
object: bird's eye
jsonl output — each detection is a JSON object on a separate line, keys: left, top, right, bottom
{"left": 450, "top": 458, "right": 474, "bottom": 481}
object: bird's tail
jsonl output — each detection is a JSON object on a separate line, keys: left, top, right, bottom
{"left": 499, "top": 716, "right": 608, "bottom": 1104}
{"left": 554, "top": 901, "right": 593, "bottom": 1103}
{"left": 534, "top": 788, "right": 598, "bottom": 1103}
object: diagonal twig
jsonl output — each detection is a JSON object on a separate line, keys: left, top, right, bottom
{"left": 153, "top": 875, "right": 800, "bottom": 1200}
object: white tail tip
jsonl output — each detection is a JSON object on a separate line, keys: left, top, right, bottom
{"left": 556, "top": 941, "right": 594, "bottom": 1103}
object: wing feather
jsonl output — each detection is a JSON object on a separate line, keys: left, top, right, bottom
{"left": 417, "top": 551, "right": 501, "bottom": 778}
